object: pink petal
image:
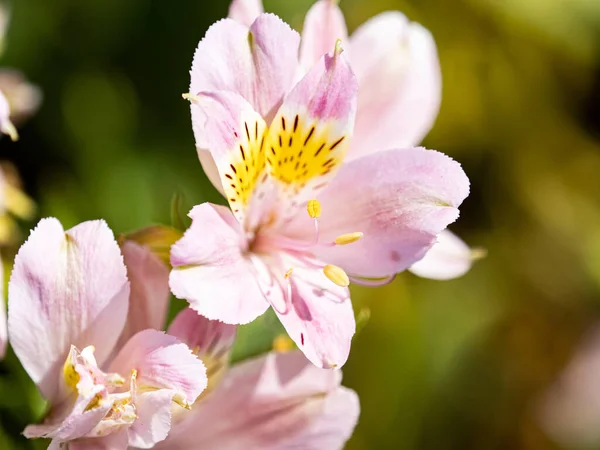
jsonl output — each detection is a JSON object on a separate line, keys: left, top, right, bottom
{"left": 264, "top": 44, "right": 358, "bottom": 207}
{"left": 409, "top": 230, "right": 474, "bottom": 280}
{"left": 0, "top": 89, "right": 17, "bottom": 141}
{"left": 109, "top": 329, "right": 207, "bottom": 405}
{"left": 69, "top": 431, "right": 129, "bottom": 450}
{"left": 272, "top": 254, "right": 355, "bottom": 369}
{"left": 538, "top": 326, "right": 600, "bottom": 448}
{"left": 191, "top": 90, "right": 273, "bottom": 224}
{"left": 299, "top": 0, "right": 348, "bottom": 70}
{"left": 128, "top": 390, "right": 176, "bottom": 449}
{"left": 228, "top": 0, "right": 264, "bottom": 27}
{"left": 157, "top": 351, "right": 359, "bottom": 450}
{"left": 168, "top": 308, "right": 236, "bottom": 360}
{"left": 190, "top": 14, "right": 300, "bottom": 149}
{"left": 8, "top": 218, "right": 130, "bottom": 402}
{"left": 348, "top": 12, "right": 441, "bottom": 160}
{"left": 24, "top": 384, "right": 114, "bottom": 442}
{"left": 286, "top": 148, "right": 469, "bottom": 278}
{"left": 169, "top": 203, "right": 269, "bottom": 324}
{"left": 168, "top": 308, "right": 237, "bottom": 389}
{"left": 0, "top": 254, "right": 6, "bottom": 359}
{"left": 117, "top": 241, "right": 169, "bottom": 348}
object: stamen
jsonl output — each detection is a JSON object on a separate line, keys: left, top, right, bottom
{"left": 285, "top": 268, "right": 294, "bottom": 278}
{"left": 323, "top": 264, "right": 350, "bottom": 287}
{"left": 307, "top": 199, "right": 321, "bottom": 218}
{"left": 334, "top": 38, "right": 344, "bottom": 56}
{"left": 181, "top": 92, "right": 201, "bottom": 104}
{"left": 334, "top": 232, "right": 363, "bottom": 245}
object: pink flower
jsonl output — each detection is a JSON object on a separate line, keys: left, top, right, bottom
{"left": 538, "top": 326, "right": 600, "bottom": 448}
{"left": 8, "top": 218, "right": 207, "bottom": 449}
{"left": 170, "top": 8, "right": 469, "bottom": 369}
{"left": 231, "top": 0, "right": 480, "bottom": 280}
{"left": 0, "top": 89, "right": 17, "bottom": 141}
{"left": 154, "top": 308, "right": 359, "bottom": 450}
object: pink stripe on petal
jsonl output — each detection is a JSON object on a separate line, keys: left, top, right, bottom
{"left": 299, "top": 0, "right": 349, "bottom": 70}
{"left": 348, "top": 12, "right": 441, "bottom": 159}
{"left": 169, "top": 203, "right": 269, "bottom": 324}
{"left": 8, "top": 218, "right": 129, "bottom": 402}
{"left": 228, "top": 0, "right": 264, "bottom": 27}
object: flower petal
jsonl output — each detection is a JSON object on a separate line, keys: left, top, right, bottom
{"left": 69, "top": 431, "right": 129, "bottom": 450}
{"left": 287, "top": 148, "right": 469, "bottom": 278}
{"left": 156, "top": 351, "right": 359, "bottom": 450}
{"left": 191, "top": 90, "right": 271, "bottom": 224}
{"left": 8, "top": 218, "right": 130, "bottom": 402}
{"left": 116, "top": 241, "right": 169, "bottom": 348}
{"left": 128, "top": 390, "right": 176, "bottom": 449}
{"left": 169, "top": 203, "right": 269, "bottom": 324}
{"left": 273, "top": 254, "right": 355, "bottom": 369}
{"left": 168, "top": 308, "right": 236, "bottom": 389}
{"left": 408, "top": 230, "right": 475, "bottom": 280}
{"left": 299, "top": 0, "right": 348, "bottom": 70}
{"left": 348, "top": 12, "right": 441, "bottom": 159}
{"left": 190, "top": 14, "right": 300, "bottom": 149}
{"left": 264, "top": 43, "right": 358, "bottom": 210}
{"left": 109, "top": 329, "right": 207, "bottom": 406}
{"left": 0, "top": 89, "right": 17, "bottom": 141}
{"left": 0, "top": 252, "right": 6, "bottom": 360}
{"left": 24, "top": 384, "right": 114, "bottom": 442}
{"left": 228, "top": 0, "right": 264, "bottom": 27}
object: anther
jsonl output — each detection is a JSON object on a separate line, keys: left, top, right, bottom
{"left": 334, "top": 232, "right": 363, "bottom": 245}
{"left": 285, "top": 268, "right": 294, "bottom": 279}
{"left": 334, "top": 38, "right": 344, "bottom": 56}
{"left": 307, "top": 199, "right": 321, "bottom": 218}
{"left": 323, "top": 264, "right": 350, "bottom": 287}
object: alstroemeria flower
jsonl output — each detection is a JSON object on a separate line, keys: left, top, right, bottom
{"left": 153, "top": 308, "right": 359, "bottom": 450}
{"left": 8, "top": 218, "right": 207, "bottom": 449}
{"left": 170, "top": 11, "right": 469, "bottom": 369}
{"left": 228, "top": 0, "right": 479, "bottom": 280}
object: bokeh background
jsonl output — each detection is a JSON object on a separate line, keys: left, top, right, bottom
{"left": 2, "top": 0, "right": 600, "bottom": 448}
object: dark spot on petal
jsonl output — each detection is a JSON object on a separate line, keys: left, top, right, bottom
{"left": 314, "top": 143, "right": 325, "bottom": 157}
{"left": 329, "top": 136, "right": 345, "bottom": 151}
{"left": 300, "top": 333, "right": 305, "bottom": 346}
{"left": 304, "top": 127, "right": 315, "bottom": 146}
{"left": 390, "top": 250, "right": 401, "bottom": 262}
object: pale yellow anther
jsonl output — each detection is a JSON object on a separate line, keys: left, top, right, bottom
{"left": 131, "top": 369, "right": 138, "bottom": 381}
{"left": 2, "top": 120, "right": 18, "bottom": 141}
{"left": 272, "top": 334, "right": 295, "bottom": 353}
{"left": 323, "top": 264, "right": 350, "bottom": 287}
{"left": 172, "top": 392, "right": 192, "bottom": 410}
{"left": 63, "top": 358, "right": 80, "bottom": 390}
{"left": 182, "top": 92, "right": 201, "bottom": 104}
{"left": 285, "top": 268, "right": 294, "bottom": 279}
{"left": 334, "top": 232, "right": 364, "bottom": 245}
{"left": 307, "top": 199, "right": 321, "bottom": 219}
{"left": 471, "top": 247, "right": 488, "bottom": 261}
{"left": 334, "top": 38, "right": 344, "bottom": 56}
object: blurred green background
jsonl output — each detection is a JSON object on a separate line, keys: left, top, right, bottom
{"left": 2, "top": 0, "right": 600, "bottom": 448}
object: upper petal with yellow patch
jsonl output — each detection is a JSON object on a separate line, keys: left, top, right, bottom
{"left": 264, "top": 40, "right": 358, "bottom": 210}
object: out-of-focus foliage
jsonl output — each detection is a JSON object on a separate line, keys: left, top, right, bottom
{"left": 1, "top": 0, "right": 600, "bottom": 449}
